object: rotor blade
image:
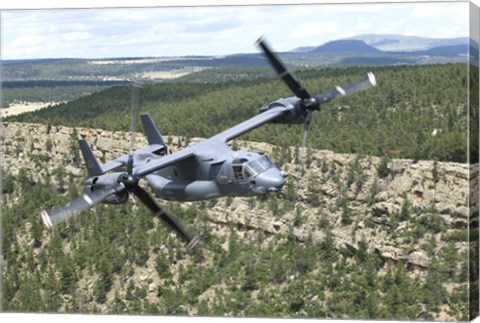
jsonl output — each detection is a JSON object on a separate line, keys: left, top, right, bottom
{"left": 126, "top": 154, "right": 134, "bottom": 175}
{"left": 131, "top": 185, "right": 199, "bottom": 249}
{"left": 256, "top": 37, "right": 311, "bottom": 100}
{"left": 301, "top": 110, "right": 313, "bottom": 148}
{"left": 41, "top": 184, "right": 124, "bottom": 228}
{"left": 129, "top": 82, "right": 143, "bottom": 155}
{"left": 313, "top": 72, "right": 376, "bottom": 106}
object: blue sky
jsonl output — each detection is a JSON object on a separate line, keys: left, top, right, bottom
{"left": 1, "top": 1, "right": 471, "bottom": 60}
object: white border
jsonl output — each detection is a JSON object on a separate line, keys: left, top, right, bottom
{"left": 1, "top": 1, "right": 478, "bottom": 323}
{"left": 0, "top": 0, "right": 476, "bottom": 10}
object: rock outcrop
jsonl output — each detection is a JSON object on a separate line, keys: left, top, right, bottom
{"left": 1, "top": 121, "right": 473, "bottom": 272}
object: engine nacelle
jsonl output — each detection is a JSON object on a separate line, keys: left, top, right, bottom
{"left": 258, "top": 97, "right": 305, "bottom": 124}
{"left": 103, "top": 190, "right": 129, "bottom": 205}
{"left": 83, "top": 172, "right": 129, "bottom": 205}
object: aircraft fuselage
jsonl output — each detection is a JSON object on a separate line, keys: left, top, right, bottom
{"left": 138, "top": 141, "right": 286, "bottom": 201}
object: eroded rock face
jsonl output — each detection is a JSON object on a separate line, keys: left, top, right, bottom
{"left": 408, "top": 250, "right": 430, "bottom": 269}
{"left": 1, "top": 121, "right": 473, "bottom": 270}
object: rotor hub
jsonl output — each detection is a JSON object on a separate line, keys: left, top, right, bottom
{"left": 302, "top": 97, "right": 319, "bottom": 111}
{"left": 119, "top": 173, "right": 139, "bottom": 190}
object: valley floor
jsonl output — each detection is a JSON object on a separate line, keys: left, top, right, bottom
{"left": 1, "top": 101, "right": 63, "bottom": 118}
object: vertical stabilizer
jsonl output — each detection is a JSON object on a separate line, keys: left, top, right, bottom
{"left": 140, "top": 113, "right": 167, "bottom": 147}
{"left": 78, "top": 139, "right": 104, "bottom": 177}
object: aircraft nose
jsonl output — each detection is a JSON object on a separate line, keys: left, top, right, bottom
{"left": 253, "top": 168, "right": 285, "bottom": 194}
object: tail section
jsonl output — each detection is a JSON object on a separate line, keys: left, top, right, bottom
{"left": 78, "top": 139, "right": 104, "bottom": 177}
{"left": 140, "top": 113, "right": 167, "bottom": 147}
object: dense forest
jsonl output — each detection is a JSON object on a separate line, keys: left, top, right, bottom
{"left": 0, "top": 128, "right": 471, "bottom": 320}
{"left": 9, "top": 64, "right": 469, "bottom": 163}
{"left": 1, "top": 80, "right": 130, "bottom": 108}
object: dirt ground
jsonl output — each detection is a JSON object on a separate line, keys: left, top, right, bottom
{"left": 136, "top": 68, "right": 203, "bottom": 80}
{"left": 1, "top": 101, "right": 61, "bottom": 118}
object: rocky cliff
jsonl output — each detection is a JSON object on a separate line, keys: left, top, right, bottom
{"left": 1, "top": 121, "right": 472, "bottom": 273}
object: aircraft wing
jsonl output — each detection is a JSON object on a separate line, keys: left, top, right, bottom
{"left": 122, "top": 106, "right": 286, "bottom": 176}
{"left": 134, "top": 148, "right": 195, "bottom": 177}
{"left": 100, "top": 144, "right": 170, "bottom": 173}
{"left": 101, "top": 159, "right": 126, "bottom": 173}
{"left": 210, "top": 105, "right": 288, "bottom": 143}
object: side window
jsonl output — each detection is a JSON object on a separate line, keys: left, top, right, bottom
{"left": 232, "top": 164, "right": 245, "bottom": 181}
{"left": 244, "top": 166, "right": 254, "bottom": 178}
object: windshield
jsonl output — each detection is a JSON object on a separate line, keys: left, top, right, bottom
{"left": 245, "top": 155, "right": 273, "bottom": 177}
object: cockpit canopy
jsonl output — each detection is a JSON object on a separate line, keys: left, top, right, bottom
{"left": 232, "top": 154, "right": 273, "bottom": 180}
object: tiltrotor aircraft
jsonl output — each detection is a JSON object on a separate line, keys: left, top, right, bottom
{"left": 40, "top": 38, "right": 376, "bottom": 250}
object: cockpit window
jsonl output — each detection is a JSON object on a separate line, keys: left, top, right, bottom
{"left": 232, "top": 155, "right": 273, "bottom": 181}
{"left": 245, "top": 155, "right": 273, "bottom": 177}
{"left": 232, "top": 165, "right": 245, "bottom": 180}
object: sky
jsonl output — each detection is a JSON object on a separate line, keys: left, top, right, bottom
{"left": 0, "top": 0, "right": 472, "bottom": 60}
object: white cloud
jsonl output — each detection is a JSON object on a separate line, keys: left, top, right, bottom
{"left": 354, "top": 22, "right": 372, "bottom": 32}
{"left": 61, "top": 31, "right": 91, "bottom": 41}
{"left": 376, "top": 18, "right": 408, "bottom": 35}
{"left": 9, "top": 34, "right": 46, "bottom": 49}
{"left": 291, "top": 22, "right": 339, "bottom": 39}
{"left": 410, "top": 5, "right": 446, "bottom": 18}
{"left": 1, "top": 2, "right": 470, "bottom": 60}
{"left": 437, "top": 26, "right": 468, "bottom": 38}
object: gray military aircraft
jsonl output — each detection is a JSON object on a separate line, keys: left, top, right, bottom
{"left": 40, "top": 38, "right": 376, "bottom": 250}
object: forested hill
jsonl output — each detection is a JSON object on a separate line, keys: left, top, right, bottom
{"left": 8, "top": 64, "right": 469, "bottom": 163}
{"left": 1, "top": 121, "right": 471, "bottom": 320}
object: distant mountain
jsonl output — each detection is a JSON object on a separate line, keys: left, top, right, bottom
{"left": 3, "top": 34, "right": 473, "bottom": 84}
{"left": 286, "top": 35, "right": 470, "bottom": 65}
{"left": 290, "top": 46, "right": 317, "bottom": 53}
{"left": 393, "top": 44, "right": 469, "bottom": 57}
{"left": 289, "top": 34, "right": 470, "bottom": 54}
{"left": 347, "top": 34, "right": 469, "bottom": 52}
{"left": 309, "top": 39, "right": 381, "bottom": 54}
